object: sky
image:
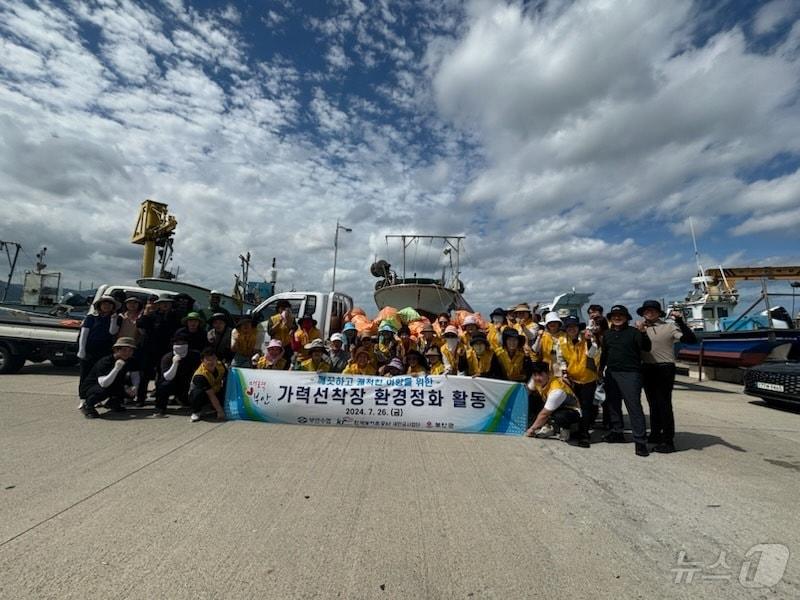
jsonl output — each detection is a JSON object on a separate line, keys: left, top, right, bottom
{"left": 1, "top": 0, "right": 800, "bottom": 317}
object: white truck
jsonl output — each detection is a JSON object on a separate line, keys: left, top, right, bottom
{"left": 249, "top": 291, "right": 354, "bottom": 350}
{"left": 0, "top": 307, "right": 81, "bottom": 373}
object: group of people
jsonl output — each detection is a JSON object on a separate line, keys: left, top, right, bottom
{"left": 76, "top": 291, "right": 696, "bottom": 457}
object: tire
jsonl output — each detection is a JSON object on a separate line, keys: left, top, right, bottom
{"left": 0, "top": 345, "right": 25, "bottom": 374}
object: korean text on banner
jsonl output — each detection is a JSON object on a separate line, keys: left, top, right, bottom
{"left": 224, "top": 369, "right": 528, "bottom": 435}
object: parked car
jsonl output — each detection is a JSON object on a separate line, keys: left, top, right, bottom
{"left": 743, "top": 361, "right": 800, "bottom": 407}
{"left": 0, "top": 307, "right": 80, "bottom": 373}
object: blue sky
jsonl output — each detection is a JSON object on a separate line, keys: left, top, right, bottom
{"left": 1, "top": 0, "right": 799, "bottom": 317}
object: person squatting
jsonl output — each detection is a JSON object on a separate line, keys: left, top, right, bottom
{"left": 77, "top": 294, "right": 696, "bottom": 456}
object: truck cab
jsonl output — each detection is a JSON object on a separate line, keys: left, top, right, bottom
{"left": 250, "top": 291, "right": 353, "bottom": 349}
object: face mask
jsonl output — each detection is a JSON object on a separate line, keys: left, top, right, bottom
{"left": 173, "top": 344, "right": 189, "bottom": 358}
{"left": 492, "top": 316, "right": 504, "bottom": 325}
{"left": 446, "top": 338, "right": 458, "bottom": 351}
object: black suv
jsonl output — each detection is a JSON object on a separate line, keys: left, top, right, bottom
{"left": 744, "top": 361, "right": 800, "bottom": 406}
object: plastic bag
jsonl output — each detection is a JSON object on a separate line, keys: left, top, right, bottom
{"left": 344, "top": 307, "right": 367, "bottom": 322}
{"left": 408, "top": 318, "right": 431, "bottom": 340}
{"left": 351, "top": 314, "right": 377, "bottom": 335}
{"left": 593, "top": 382, "right": 606, "bottom": 406}
{"left": 397, "top": 307, "right": 422, "bottom": 324}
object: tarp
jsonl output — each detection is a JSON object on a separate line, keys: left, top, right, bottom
{"left": 225, "top": 369, "right": 528, "bottom": 435}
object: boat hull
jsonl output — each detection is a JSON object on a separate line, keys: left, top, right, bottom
{"left": 374, "top": 284, "right": 473, "bottom": 316}
{"left": 677, "top": 330, "right": 800, "bottom": 367}
{"left": 137, "top": 278, "right": 253, "bottom": 314}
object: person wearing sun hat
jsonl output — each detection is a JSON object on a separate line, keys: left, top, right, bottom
{"left": 153, "top": 332, "right": 201, "bottom": 417}
{"left": 136, "top": 293, "right": 180, "bottom": 405}
{"left": 487, "top": 307, "right": 507, "bottom": 349}
{"left": 424, "top": 345, "right": 446, "bottom": 375}
{"left": 112, "top": 296, "right": 144, "bottom": 342}
{"left": 494, "top": 328, "right": 533, "bottom": 382}
{"left": 231, "top": 316, "right": 258, "bottom": 368}
{"left": 343, "top": 346, "right": 377, "bottom": 375}
{"left": 532, "top": 311, "right": 566, "bottom": 370}
{"left": 463, "top": 332, "right": 502, "bottom": 378}
{"left": 295, "top": 339, "right": 331, "bottom": 372}
{"left": 405, "top": 349, "right": 428, "bottom": 375}
{"left": 440, "top": 325, "right": 466, "bottom": 375}
{"left": 256, "top": 339, "right": 289, "bottom": 370}
{"left": 207, "top": 312, "right": 233, "bottom": 365}
{"left": 77, "top": 295, "right": 121, "bottom": 404}
{"left": 293, "top": 314, "right": 322, "bottom": 359}
{"left": 175, "top": 311, "right": 207, "bottom": 352}
{"left": 637, "top": 300, "right": 697, "bottom": 453}
{"left": 80, "top": 337, "right": 141, "bottom": 419}
{"left": 415, "top": 322, "right": 440, "bottom": 354}
{"left": 559, "top": 316, "right": 601, "bottom": 448}
{"left": 327, "top": 333, "right": 350, "bottom": 373}
{"left": 599, "top": 304, "right": 652, "bottom": 457}
{"left": 379, "top": 356, "right": 406, "bottom": 377}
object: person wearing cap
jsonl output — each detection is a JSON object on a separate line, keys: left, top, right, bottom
{"left": 494, "top": 328, "right": 533, "bottom": 382}
{"left": 78, "top": 295, "right": 121, "bottom": 403}
{"left": 415, "top": 322, "right": 440, "bottom": 354}
{"left": 292, "top": 314, "right": 322, "bottom": 359}
{"left": 405, "top": 349, "right": 428, "bottom": 375}
{"left": 327, "top": 333, "right": 350, "bottom": 373}
{"left": 343, "top": 346, "right": 377, "bottom": 375}
{"left": 460, "top": 315, "right": 481, "bottom": 347}
{"left": 599, "top": 304, "right": 652, "bottom": 457}
{"left": 379, "top": 357, "right": 405, "bottom": 377}
{"left": 341, "top": 322, "right": 358, "bottom": 351}
{"left": 637, "top": 300, "right": 697, "bottom": 453}
{"left": 295, "top": 339, "right": 331, "bottom": 372}
{"left": 524, "top": 361, "right": 580, "bottom": 441}
{"left": 207, "top": 313, "right": 233, "bottom": 365}
{"left": 441, "top": 325, "right": 466, "bottom": 375}
{"left": 80, "top": 337, "right": 141, "bottom": 419}
{"left": 231, "top": 316, "right": 258, "bottom": 368}
{"left": 154, "top": 333, "right": 202, "bottom": 416}
{"left": 424, "top": 346, "right": 446, "bottom": 375}
{"left": 189, "top": 347, "right": 226, "bottom": 422}
{"left": 136, "top": 293, "right": 180, "bottom": 405}
{"left": 112, "top": 297, "right": 144, "bottom": 342}
{"left": 559, "top": 316, "right": 601, "bottom": 447}
{"left": 256, "top": 339, "right": 288, "bottom": 370}
{"left": 532, "top": 312, "right": 566, "bottom": 370}
{"left": 487, "top": 307, "right": 507, "bottom": 349}
{"left": 175, "top": 311, "right": 208, "bottom": 353}
{"left": 265, "top": 299, "right": 296, "bottom": 354}
{"left": 462, "top": 332, "right": 502, "bottom": 378}
{"left": 201, "top": 290, "right": 230, "bottom": 324}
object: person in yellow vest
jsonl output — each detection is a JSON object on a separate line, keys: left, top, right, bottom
{"left": 230, "top": 317, "right": 258, "bottom": 368}
{"left": 189, "top": 348, "right": 227, "bottom": 422}
{"left": 265, "top": 299, "right": 295, "bottom": 357}
{"left": 379, "top": 357, "right": 405, "bottom": 377}
{"left": 441, "top": 325, "right": 466, "bottom": 374}
{"left": 559, "top": 316, "right": 601, "bottom": 447}
{"left": 405, "top": 349, "right": 428, "bottom": 375}
{"left": 343, "top": 346, "right": 377, "bottom": 375}
{"left": 460, "top": 315, "right": 480, "bottom": 347}
{"left": 256, "top": 339, "right": 288, "bottom": 370}
{"left": 415, "top": 322, "right": 440, "bottom": 353}
{"left": 425, "top": 346, "right": 446, "bottom": 375}
{"left": 433, "top": 312, "right": 450, "bottom": 337}
{"left": 376, "top": 324, "right": 399, "bottom": 366}
{"left": 524, "top": 361, "right": 581, "bottom": 441}
{"left": 293, "top": 315, "right": 322, "bottom": 359}
{"left": 510, "top": 302, "right": 541, "bottom": 355}
{"left": 494, "top": 328, "right": 533, "bottom": 382}
{"left": 532, "top": 312, "right": 567, "bottom": 370}
{"left": 486, "top": 307, "right": 507, "bottom": 349}
{"left": 295, "top": 339, "right": 331, "bottom": 372}
{"left": 462, "top": 332, "right": 502, "bottom": 378}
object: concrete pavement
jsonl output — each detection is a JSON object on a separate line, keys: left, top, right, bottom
{"left": 1, "top": 364, "right": 798, "bottom": 598}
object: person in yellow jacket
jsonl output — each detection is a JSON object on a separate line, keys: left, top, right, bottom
{"left": 524, "top": 361, "right": 581, "bottom": 441}
{"left": 440, "top": 326, "right": 466, "bottom": 374}
{"left": 486, "top": 307, "right": 507, "bottom": 349}
{"left": 293, "top": 315, "right": 322, "bottom": 359}
{"left": 415, "top": 322, "right": 441, "bottom": 353}
{"left": 256, "top": 339, "right": 289, "bottom": 370}
{"left": 405, "top": 350, "right": 428, "bottom": 375}
{"left": 559, "top": 316, "right": 601, "bottom": 447}
{"left": 463, "top": 333, "right": 502, "bottom": 378}
{"left": 509, "top": 303, "right": 541, "bottom": 356}
{"left": 424, "top": 346, "right": 446, "bottom": 375}
{"left": 494, "top": 328, "right": 533, "bottom": 382}
{"left": 295, "top": 339, "right": 330, "bottom": 372}
{"left": 460, "top": 315, "right": 480, "bottom": 347}
{"left": 343, "top": 346, "right": 377, "bottom": 375}
{"left": 265, "top": 299, "right": 295, "bottom": 352}
{"left": 532, "top": 312, "right": 567, "bottom": 371}
{"left": 189, "top": 348, "right": 227, "bottom": 422}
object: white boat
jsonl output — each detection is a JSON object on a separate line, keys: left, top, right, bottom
{"left": 537, "top": 291, "right": 594, "bottom": 322}
{"left": 136, "top": 277, "right": 254, "bottom": 314}
{"left": 371, "top": 235, "right": 473, "bottom": 317}
{"left": 668, "top": 274, "right": 738, "bottom": 332}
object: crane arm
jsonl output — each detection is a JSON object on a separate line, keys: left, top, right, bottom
{"left": 705, "top": 266, "right": 800, "bottom": 286}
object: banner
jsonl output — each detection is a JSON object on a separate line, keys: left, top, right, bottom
{"left": 224, "top": 369, "right": 528, "bottom": 435}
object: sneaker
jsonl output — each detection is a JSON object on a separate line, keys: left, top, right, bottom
{"left": 635, "top": 442, "right": 650, "bottom": 457}
{"left": 568, "top": 436, "right": 590, "bottom": 448}
{"left": 82, "top": 405, "right": 100, "bottom": 419}
{"left": 77, "top": 400, "right": 85, "bottom": 410}
{"left": 534, "top": 423, "right": 556, "bottom": 439}
{"left": 558, "top": 428, "right": 571, "bottom": 442}
{"left": 153, "top": 411, "right": 167, "bottom": 418}
{"left": 652, "top": 442, "right": 676, "bottom": 454}
{"left": 602, "top": 431, "right": 626, "bottom": 443}
{"left": 190, "top": 413, "right": 201, "bottom": 422}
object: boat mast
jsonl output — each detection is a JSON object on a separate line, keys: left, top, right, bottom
{"left": 0, "top": 240, "right": 22, "bottom": 302}
{"left": 689, "top": 218, "right": 707, "bottom": 291}
{"left": 384, "top": 235, "right": 466, "bottom": 285}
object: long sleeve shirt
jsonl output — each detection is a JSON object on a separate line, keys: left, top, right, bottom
{"left": 600, "top": 325, "right": 651, "bottom": 372}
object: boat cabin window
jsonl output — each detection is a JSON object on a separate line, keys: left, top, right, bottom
{"left": 718, "top": 307, "right": 729, "bottom": 318}
{"left": 702, "top": 308, "right": 715, "bottom": 319}
{"left": 252, "top": 298, "right": 303, "bottom": 325}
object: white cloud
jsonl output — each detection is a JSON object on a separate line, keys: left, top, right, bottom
{"left": 753, "top": 0, "right": 798, "bottom": 35}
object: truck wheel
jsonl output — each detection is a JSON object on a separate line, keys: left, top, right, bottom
{"left": 0, "top": 346, "right": 25, "bottom": 374}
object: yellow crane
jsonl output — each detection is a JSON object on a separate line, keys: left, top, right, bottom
{"left": 131, "top": 200, "right": 177, "bottom": 278}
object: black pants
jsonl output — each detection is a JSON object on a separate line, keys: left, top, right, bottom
{"left": 572, "top": 381, "right": 598, "bottom": 439}
{"left": 527, "top": 391, "right": 544, "bottom": 428}
{"left": 155, "top": 377, "right": 191, "bottom": 412}
{"left": 551, "top": 407, "right": 579, "bottom": 429}
{"left": 189, "top": 387, "right": 224, "bottom": 414}
{"left": 85, "top": 385, "right": 125, "bottom": 410}
{"left": 605, "top": 370, "right": 647, "bottom": 443}
{"left": 642, "top": 363, "right": 676, "bottom": 443}
{"left": 78, "top": 353, "right": 105, "bottom": 399}
{"left": 137, "top": 351, "right": 160, "bottom": 403}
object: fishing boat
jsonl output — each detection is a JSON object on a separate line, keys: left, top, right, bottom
{"left": 537, "top": 291, "right": 594, "bottom": 322}
{"left": 372, "top": 235, "right": 473, "bottom": 317}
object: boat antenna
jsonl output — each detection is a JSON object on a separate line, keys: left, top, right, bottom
{"left": 689, "top": 218, "right": 708, "bottom": 291}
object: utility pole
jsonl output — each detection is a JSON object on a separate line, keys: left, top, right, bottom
{"left": 0, "top": 240, "right": 22, "bottom": 302}
{"left": 332, "top": 219, "right": 352, "bottom": 292}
